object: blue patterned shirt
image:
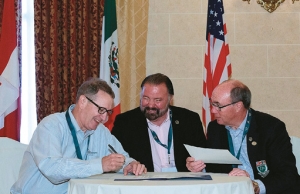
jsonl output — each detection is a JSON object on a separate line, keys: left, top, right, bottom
{"left": 11, "top": 105, "right": 134, "bottom": 194}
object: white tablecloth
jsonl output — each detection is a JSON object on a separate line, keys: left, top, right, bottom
{"left": 68, "top": 172, "right": 254, "bottom": 194}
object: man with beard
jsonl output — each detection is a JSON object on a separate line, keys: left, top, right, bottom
{"left": 111, "top": 73, "right": 206, "bottom": 172}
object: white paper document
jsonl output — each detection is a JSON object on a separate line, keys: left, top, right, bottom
{"left": 113, "top": 172, "right": 212, "bottom": 181}
{"left": 184, "top": 144, "right": 242, "bottom": 164}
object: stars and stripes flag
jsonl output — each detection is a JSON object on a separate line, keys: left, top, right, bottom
{"left": 202, "top": 0, "right": 232, "bottom": 130}
{"left": 100, "top": 0, "right": 121, "bottom": 131}
{"left": 0, "top": 0, "right": 20, "bottom": 140}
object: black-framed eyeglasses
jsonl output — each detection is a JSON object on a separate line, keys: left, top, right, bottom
{"left": 209, "top": 98, "right": 239, "bottom": 111}
{"left": 85, "top": 96, "right": 113, "bottom": 115}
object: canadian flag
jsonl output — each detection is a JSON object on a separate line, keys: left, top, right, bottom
{"left": 0, "top": 0, "right": 20, "bottom": 140}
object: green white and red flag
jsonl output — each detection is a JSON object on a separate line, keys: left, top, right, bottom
{"left": 100, "top": 0, "right": 120, "bottom": 131}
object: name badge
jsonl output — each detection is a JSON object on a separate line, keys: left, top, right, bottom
{"left": 161, "top": 167, "right": 177, "bottom": 172}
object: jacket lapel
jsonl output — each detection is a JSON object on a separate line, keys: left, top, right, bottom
{"left": 246, "top": 109, "right": 260, "bottom": 178}
{"left": 137, "top": 109, "right": 155, "bottom": 171}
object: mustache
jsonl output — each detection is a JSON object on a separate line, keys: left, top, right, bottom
{"left": 145, "top": 107, "right": 158, "bottom": 111}
{"left": 143, "top": 107, "right": 160, "bottom": 117}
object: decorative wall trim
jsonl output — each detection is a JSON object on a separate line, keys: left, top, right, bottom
{"left": 242, "top": 0, "right": 299, "bottom": 13}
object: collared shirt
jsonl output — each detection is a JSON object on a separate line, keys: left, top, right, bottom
{"left": 147, "top": 109, "right": 176, "bottom": 172}
{"left": 11, "top": 105, "right": 134, "bottom": 194}
{"left": 226, "top": 111, "right": 266, "bottom": 194}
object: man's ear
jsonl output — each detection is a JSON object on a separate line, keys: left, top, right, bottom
{"left": 78, "top": 95, "right": 87, "bottom": 109}
{"left": 235, "top": 101, "right": 243, "bottom": 111}
{"left": 169, "top": 95, "right": 174, "bottom": 105}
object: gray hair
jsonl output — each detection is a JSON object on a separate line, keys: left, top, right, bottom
{"left": 76, "top": 77, "right": 115, "bottom": 102}
{"left": 228, "top": 80, "right": 251, "bottom": 109}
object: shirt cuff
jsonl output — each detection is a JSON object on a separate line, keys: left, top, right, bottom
{"left": 255, "top": 179, "right": 266, "bottom": 194}
{"left": 88, "top": 158, "right": 103, "bottom": 174}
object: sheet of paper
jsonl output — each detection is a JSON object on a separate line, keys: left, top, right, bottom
{"left": 184, "top": 144, "right": 242, "bottom": 164}
{"left": 114, "top": 173, "right": 212, "bottom": 181}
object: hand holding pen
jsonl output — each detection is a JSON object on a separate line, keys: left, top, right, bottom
{"left": 108, "top": 144, "right": 125, "bottom": 164}
{"left": 102, "top": 144, "right": 126, "bottom": 173}
{"left": 105, "top": 144, "right": 147, "bottom": 175}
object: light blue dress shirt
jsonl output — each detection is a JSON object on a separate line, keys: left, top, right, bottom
{"left": 11, "top": 105, "right": 134, "bottom": 194}
{"left": 226, "top": 111, "right": 266, "bottom": 194}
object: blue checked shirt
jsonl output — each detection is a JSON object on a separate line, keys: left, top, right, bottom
{"left": 11, "top": 105, "right": 134, "bottom": 194}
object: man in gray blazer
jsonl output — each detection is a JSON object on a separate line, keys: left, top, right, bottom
{"left": 112, "top": 73, "right": 206, "bottom": 172}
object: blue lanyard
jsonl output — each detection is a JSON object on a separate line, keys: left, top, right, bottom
{"left": 148, "top": 110, "right": 173, "bottom": 164}
{"left": 227, "top": 109, "right": 252, "bottom": 168}
{"left": 65, "top": 110, "right": 90, "bottom": 160}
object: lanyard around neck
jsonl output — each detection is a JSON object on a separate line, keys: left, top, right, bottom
{"left": 65, "top": 110, "right": 90, "bottom": 160}
{"left": 148, "top": 110, "right": 173, "bottom": 156}
{"left": 227, "top": 109, "right": 252, "bottom": 168}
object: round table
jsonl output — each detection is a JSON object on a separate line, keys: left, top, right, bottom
{"left": 68, "top": 172, "right": 254, "bottom": 194}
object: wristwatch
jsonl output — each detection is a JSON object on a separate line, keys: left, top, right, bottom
{"left": 252, "top": 180, "right": 260, "bottom": 194}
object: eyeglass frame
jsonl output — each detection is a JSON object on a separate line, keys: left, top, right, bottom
{"left": 209, "top": 98, "right": 240, "bottom": 111}
{"left": 85, "top": 96, "right": 113, "bottom": 115}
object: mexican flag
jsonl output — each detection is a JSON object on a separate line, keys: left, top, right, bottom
{"left": 0, "top": 0, "right": 20, "bottom": 140}
{"left": 100, "top": 0, "right": 120, "bottom": 131}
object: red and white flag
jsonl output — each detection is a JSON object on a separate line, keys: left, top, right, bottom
{"left": 0, "top": 0, "right": 20, "bottom": 140}
{"left": 100, "top": 0, "right": 120, "bottom": 131}
{"left": 202, "top": 0, "right": 232, "bottom": 131}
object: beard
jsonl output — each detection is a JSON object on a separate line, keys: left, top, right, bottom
{"left": 140, "top": 105, "right": 169, "bottom": 121}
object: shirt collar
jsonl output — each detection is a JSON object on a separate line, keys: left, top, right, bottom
{"left": 68, "top": 105, "right": 94, "bottom": 137}
{"left": 226, "top": 110, "right": 249, "bottom": 137}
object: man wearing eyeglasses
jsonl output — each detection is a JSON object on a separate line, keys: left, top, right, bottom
{"left": 111, "top": 73, "right": 206, "bottom": 172}
{"left": 11, "top": 78, "right": 147, "bottom": 194}
{"left": 186, "top": 79, "right": 300, "bottom": 194}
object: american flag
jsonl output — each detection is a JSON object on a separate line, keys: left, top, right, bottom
{"left": 202, "top": 0, "right": 232, "bottom": 131}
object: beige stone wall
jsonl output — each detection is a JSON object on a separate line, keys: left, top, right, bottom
{"left": 146, "top": 0, "right": 300, "bottom": 137}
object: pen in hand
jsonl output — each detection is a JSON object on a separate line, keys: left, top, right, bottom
{"left": 108, "top": 144, "right": 118, "bottom": 154}
{"left": 108, "top": 144, "right": 127, "bottom": 166}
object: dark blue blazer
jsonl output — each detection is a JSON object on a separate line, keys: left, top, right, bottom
{"left": 206, "top": 108, "right": 300, "bottom": 194}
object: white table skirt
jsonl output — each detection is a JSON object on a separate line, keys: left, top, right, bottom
{"left": 68, "top": 172, "right": 254, "bottom": 194}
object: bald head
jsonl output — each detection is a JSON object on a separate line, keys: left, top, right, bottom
{"left": 213, "top": 79, "right": 251, "bottom": 109}
{"left": 210, "top": 79, "right": 251, "bottom": 128}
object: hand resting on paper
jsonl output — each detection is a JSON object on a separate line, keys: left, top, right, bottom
{"left": 123, "top": 161, "right": 147, "bottom": 176}
{"left": 186, "top": 157, "right": 206, "bottom": 172}
{"left": 102, "top": 154, "right": 147, "bottom": 175}
{"left": 229, "top": 168, "right": 250, "bottom": 177}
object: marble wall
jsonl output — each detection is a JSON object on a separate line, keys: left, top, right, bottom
{"left": 146, "top": 0, "right": 300, "bottom": 136}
